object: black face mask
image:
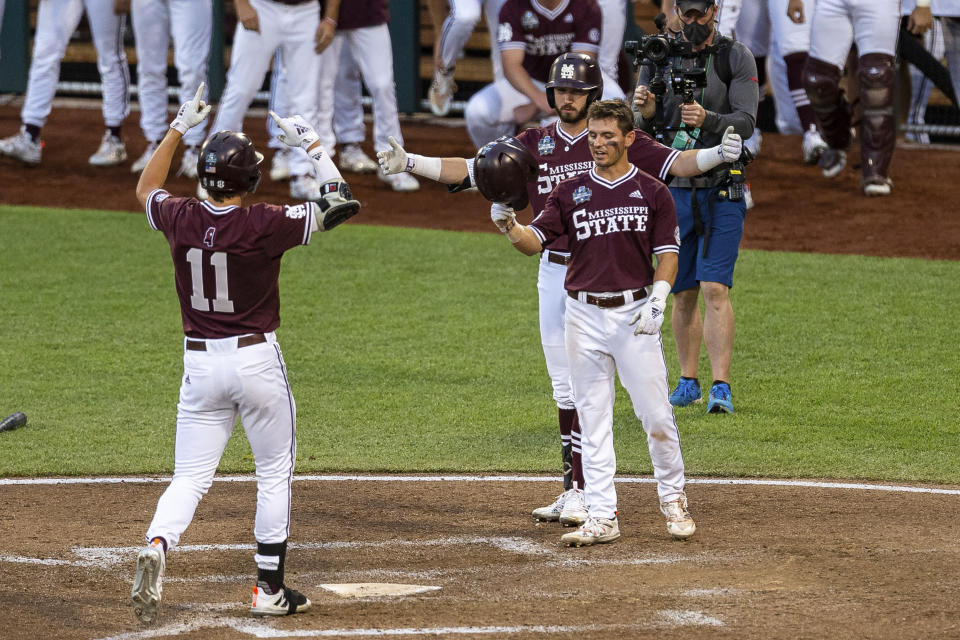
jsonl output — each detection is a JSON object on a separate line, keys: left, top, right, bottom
{"left": 683, "top": 20, "right": 713, "bottom": 45}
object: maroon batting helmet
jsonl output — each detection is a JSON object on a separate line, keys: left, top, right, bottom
{"left": 473, "top": 136, "right": 538, "bottom": 211}
{"left": 197, "top": 131, "right": 264, "bottom": 196}
{"left": 545, "top": 52, "right": 603, "bottom": 110}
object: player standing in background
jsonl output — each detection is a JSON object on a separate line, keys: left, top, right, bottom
{"left": 488, "top": 99, "right": 696, "bottom": 546}
{"left": 129, "top": 85, "right": 359, "bottom": 624}
{"left": 128, "top": 0, "right": 212, "bottom": 175}
{"left": 791, "top": 0, "right": 900, "bottom": 195}
{"left": 378, "top": 54, "right": 740, "bottom": 527}
{"left": 428, "top": 0, "right": 507, "bottom": 116}
{"left": 464, "top": 0, "right": 604, "bottom": 147}
{"left": 326, "top": 0, "right": 420, "bottom": 192}
{"left": 205, "top": 0, "right": 341, "bottom": 201}
{"left": 0, "top": 0, "right": 130, "bottom": 167}
{"left": 901, "top": 0, "right": 959, "bottom": 144}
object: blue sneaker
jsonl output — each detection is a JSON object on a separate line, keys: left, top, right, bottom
{"left": 669, "top": 377, "right": 702, "bottom": 407}
{"left": 706, "top": 382, "right": 734, "bottom": 414}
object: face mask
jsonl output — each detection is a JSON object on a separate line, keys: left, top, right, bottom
{"left": 683, "top": 20, "right": 713, "bottom": 45}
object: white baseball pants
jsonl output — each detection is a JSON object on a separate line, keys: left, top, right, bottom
{"left": 565, "top": 296, "right": 686, "bottom": 520}
{"left": 809, "top": 0, "right": 900, "bottom": 68}
{"left": 597, "top": 0, "right": 627, "bottom": 99}
{"left": 131, "top": 0, "right": 212, "bottom": 147}
{"left": 464, "top": 77, "right": 546, "bottom": 147}
{"left": 146, "top": 333, "right": 297, "bottom": 548}
{"left": 328, "top": 24, "right": 404, "bottom": 153}
{"left": 537, "top": 252, "right": 575, "bottom": 411}
{"left": 438, "top": 0, "right": 506, "bottom": 80}
{"left": 21, "top": 0, "right": 130, "bottom": 128}
{"left": 210, "top": 0, "right": 319, "bottom": 178}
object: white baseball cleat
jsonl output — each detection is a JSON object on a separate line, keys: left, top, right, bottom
{"left": 863, "top": 177, "right": 893, "bottom": 197}
{"left": 801, "top": 124, "right": 828, "bottom": 165}
{"left": 269, "top": 148, "right": 291, "bottom": 181}
{"left": 532, "top": 490, "right": 568, "bottom": 522}
{"left": 558, "top": 488, "right": 588, "bottom": 527}
{"left": 131, "top": 141, "right": 159, "bottom": 173}
{"left": 131, "top": 544, "right": 165, "bottom": 624}
{"left": 179, "top": 146, "right": 200, "bottom": 179}
{"left": 660, "top": 494, "right": 696, "bottom": 540}
{"left": 560, "top": 516, "right": 620, "bottom": 547}
{"left": 89, "top": 132, "right": 127, "bottom": 166}
{"left": 290, "top": 174, "right": 321, "bottom": 201}
{"left": 339, "top": 143, "right": 378, "bottom": 173}
{"left": 0, "top": 126, "right": 42, "bottom": 164}
{"left": 378, "top": 168, "right": 420, "bottom": 192}
{"left": 818, "top": 148, "right": 846, "bottom": 179}
{"left": 250, "top": 585, "right": 312, "bottom": 617}
{"left": 428, "top": 68, "right": 456, "bottom": 117}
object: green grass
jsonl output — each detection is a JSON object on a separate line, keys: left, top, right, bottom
{"left": 1, "top": 205, "right": 958, "bottom": 482}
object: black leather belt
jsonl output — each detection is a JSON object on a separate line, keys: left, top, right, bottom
{"left": 568, "top": 289, "right": 647, "bottom": 308}
{"left": 185, "top": 333, "right": 267, "bottom": 351}
{"left": 546, "top": 251, "right": 570, "bottom": 266}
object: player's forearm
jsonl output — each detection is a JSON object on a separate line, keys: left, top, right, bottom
{"left": 503, "top": 60, "right": 542, "bottom": 104}
{"left": 136, "top": 129, "right": 181, "bottom": 207}
{"left": 323, "top": 0, "right": 340, "bottom": 23}
{"left": 504, "top": 221, "right": 542, "bottom": 256}
{"left": 652, "top": 252, "right": 678, "bottom": 288}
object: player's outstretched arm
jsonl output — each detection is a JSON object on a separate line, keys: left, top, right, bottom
{"left": 491, "top": 203, "right": 541, "bottom": 255}
{"left": 668, "top": 126, "right": 742, "bottom": 177}
{"left": 376, "top": 137, "right": 470, "bottom": 184}
{"left": 136, "top": 83, "right": 211, "bottom": 207}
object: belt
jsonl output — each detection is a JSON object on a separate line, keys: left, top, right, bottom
{"left": 568, "top": 289, "right": 647, "bottom": 308}
{"left": 185, "top": 333, "right": 267, "bottom": 351}
{"left": 546, "top": 251, "right": 570, "bottom": 266}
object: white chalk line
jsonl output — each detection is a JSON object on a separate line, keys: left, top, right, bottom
{"left": 96, "top": 614, "right": 723, "bottom": 640}
{"left": 1, "top": 474, "right": 958, "bottom": 496}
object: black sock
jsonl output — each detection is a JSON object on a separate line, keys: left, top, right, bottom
{"left": 108, "top": 126, "right": 122, "bottom": 140}
{"left": 24, "top": 124, "right": 41, "bottom": 143}
{"left": 256, "top": 540, "right": 287, "bottom": 594}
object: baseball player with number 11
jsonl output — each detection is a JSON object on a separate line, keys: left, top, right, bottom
{"left": 129, "top": 84, "right": 359, "bottom": 624}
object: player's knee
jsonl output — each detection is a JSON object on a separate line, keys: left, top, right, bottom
{"left": 451, "top": 3, "right": 482, "bottom": 27}
{"left": 803, "top": 57, "right": 842, "bottom": 110}
{"left": 858, "top": 53, "right": 895, "bottom": 111}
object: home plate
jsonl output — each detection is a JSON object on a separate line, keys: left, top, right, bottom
{"left": 319, "top": 583, "right": 442, "bottom": 598}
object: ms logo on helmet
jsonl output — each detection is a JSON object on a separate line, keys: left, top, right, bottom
{"left": 560, "top": 64, "right": 575, "bottom": 80}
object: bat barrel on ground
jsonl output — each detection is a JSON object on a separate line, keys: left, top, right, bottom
{"left": 0, "top": 412, "right": 27, "bottom": 432}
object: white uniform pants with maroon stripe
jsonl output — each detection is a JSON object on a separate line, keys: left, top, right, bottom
{"left": 146, "top": 332, "right": 297, "bottom": 548}
{"left": 809, "top": 0, "right": 899, "bottom": 67}
{"left": 538, "top": 252, "right": 574, "bottom": 411}
{"left": 564, "top": 296, "right": 686, "bottom": 520}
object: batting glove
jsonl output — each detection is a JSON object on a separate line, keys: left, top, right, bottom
{"left": 376, "top": 136, "right": 407, "bottom": 175}
{"left": 490, "top": 202, "right": 516, "bottom": 232}
{"left": 720, "top": 126, "right": 743, "bottom": 163}
{"left": 629, "top": 281, "right": 671, "bottom": 336}
{"left": 170, "top": 83, "right": 211, "bottom": 134}
{"left": 269, "top": 111, "right": 320, "bottom": 150}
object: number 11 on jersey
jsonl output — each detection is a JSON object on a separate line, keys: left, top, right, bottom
{"left": 185, "top": 248, "right": 235, "bottom": 313}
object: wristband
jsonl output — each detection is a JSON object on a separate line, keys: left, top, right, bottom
{"left": 916, "top": 0, "right": 930, "bottom": 6}
{"left": 696, "top": 146, "right": 725, "bottom": 172}
{"left": 650, "top": 280, "right": 672, "bottom": 306}
{"left": 322, "top": 16, "right": 338, "bottom": 26}
{"left": 405, "top": 154, "right": 443, "bottom": 181}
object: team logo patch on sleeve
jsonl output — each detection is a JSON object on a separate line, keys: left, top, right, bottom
{"left": 285, "top": 204, "right": 309, "bottom": 220}
{"left": 153, "top": 191, "right": 169, "bottom": 205}
{"left": 589, "top": 28, "right": 600, "bottom": 42}
{"left": 497, "top": 22, "right": 513, "bottom": 43}
{"left": 573, "top": 185, "right": 592, "bottom": 204}
{"left": 538, "top": 135, "right": 555, "bottom": 156}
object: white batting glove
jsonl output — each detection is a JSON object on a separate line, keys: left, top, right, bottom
{"left": 376, "top": 136, "right": 408, "bottom": 175}
{"left": 629, "top": 281, "right": 671, "bottom": 336}
{"left": 170, "top": 82, "right": 211, "bottom": 134}
{"left": 490, "top": 202, "right": 516, "bottom": 232}
{"left": 269, "top": 111, "right": 320, "bottom": 150}
{"left": 720, "top": 126, "right": 743, "bottom": 163}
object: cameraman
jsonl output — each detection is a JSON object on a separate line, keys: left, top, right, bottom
{"left": 632, "top": 0, "right": 758, "bottom": 414}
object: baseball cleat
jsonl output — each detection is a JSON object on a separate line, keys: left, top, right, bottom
{"left": 339, "top": 144, "right": 378, "bottom": 173}
{"left": 131, "top": 544, "right": 165, "bottom": 624}
{"left": 660, "top": 495, "right": 696, "bottom": 540}
{"left": 250, "top": 585, "right": 312, "bottom": 617}
{"left": 561, "top": 516, "right": 620, "bottom": 547}
{"left": 863, "top": 177, "right": 893, "bottom": 197}
{"left": 706, "top": 381, "right": 733, "bottom": 414}
{"left": 532, "top": 490, "right": 568, "bottom": 522}
{"left": 669, "top": 377, "right": 702, "bottom": 407}
{"left": 0, "top": 126, "right": 42, "bottom": 164}
{"left": 558, "top": 488, "right": 588, "bottom": 527}
{"left": 428, "top": 67, "right": 456, "bottom": 117}
{"left": 378, "top": 168, "right": 420, "bottom": 192}
{"left": 131, "top": 141, "right": 159, "bottom": 173}
{"left": 801, "top": 124, "right": 828, "bottom": 165}
{"left": 89, "top": 132, "right": 127, "bottom": 166}
{"left": 178, "top": 145, "right": 200, "bottom": 179}
{"left": 270, "top": 148, "right": 291, "bottom": 181}
{"left": 818, "top": 147, "right": 846, "bottom": 179}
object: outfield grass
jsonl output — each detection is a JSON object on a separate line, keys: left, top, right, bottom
{"left": 1, "top": 205, "right": 958, "bottom": 482}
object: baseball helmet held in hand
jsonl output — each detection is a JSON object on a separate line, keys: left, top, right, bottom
{"left": 198, "top": 131, "right": 264, "bottom": 195}
{"left": 473, "top": 136, "right": 538, "bottom": 211}
{"left": 545, "top": 52, "right": 603, "bottom": 110}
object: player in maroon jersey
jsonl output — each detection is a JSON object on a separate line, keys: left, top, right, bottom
{"left": 491, "top": 99, "right": 695, "bottom": 546}
{"left": 378, "top": 53, "right": 737, "bottom": 532}
{"left": 128, "top": 84, "right": 358, "bottom": 624}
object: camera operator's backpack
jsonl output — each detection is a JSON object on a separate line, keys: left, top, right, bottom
{"left": 710, "top": 35, "right": 735, "bottom": 89}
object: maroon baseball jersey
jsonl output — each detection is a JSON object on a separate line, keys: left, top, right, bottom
{"left": 337, "top": 0, "right": 388, "bottom": 30}
{"left": 145, "top": 189, "right": 317, "bottom": 339}
{"left": 497, "top": 0, "right": 602, "bottom": 82}
{"left": 516, "top": 121, "right": 680, "bottom": 252}
{"left": 528, "top": 166, "right": 679, "bottom": 292}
